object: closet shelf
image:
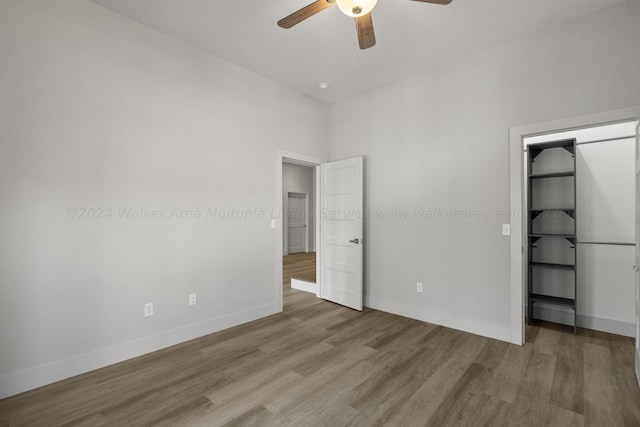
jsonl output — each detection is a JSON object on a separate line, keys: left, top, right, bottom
{"left": 529, "top": 262, "right": 575, "bottom": 271}
{"left": 529, "top": 171, "right": 575, "bottom": 179}
{"left": 529, "top": 139, "right": 576, "bottom": 151}
{"left": 529, "top": 207, "right": 575, "bottom": 212}
{"left": 528, "top": 233, "right": 576, "bottom": 238}
{"left": 530, "top": 208, "right": 576, "bottom": 220}
{"left": 529, "top": 293, "right": 576, "bottom": 308}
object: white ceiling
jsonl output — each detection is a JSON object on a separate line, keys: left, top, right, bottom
{"left": 88, "top": 0, "right": 627, "bottom": 104}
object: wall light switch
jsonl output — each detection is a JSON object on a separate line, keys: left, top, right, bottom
{"left": 270, "top": 219, "right": 277, "bottom": 229}
{"left": 502, "top": 224, "right": 511, "bottom": 236}
{"left": 144, "top": 303, "right": 153, "bottom": 317}
{"left": 416, "top": 282, "right": 423, "bottom": 293}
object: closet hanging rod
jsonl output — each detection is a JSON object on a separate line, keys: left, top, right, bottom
{"left": 577, "top": 241, "right": 635, "bottom": 247}
{"left": 575, "top": 135, "right": 635, "bottom": 146}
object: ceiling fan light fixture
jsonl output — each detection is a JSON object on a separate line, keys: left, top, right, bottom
{"left": 335, "top": 0, "right": 377, "bottom": 17}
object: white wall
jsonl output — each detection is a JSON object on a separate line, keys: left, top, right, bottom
{"left": 577, "top": 137, "right": 635, "bottom": 244}
{"left": 328, "top": 0, "right": 640, "bottom": 342}
{"left": 282, "top": 163, "right": 315, "bottom": 253}
{"left": 0, "top": 0, "right": 328, "bottom": 398}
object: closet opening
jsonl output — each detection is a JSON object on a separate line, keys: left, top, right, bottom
{"left": 522, "top": 120, "right": 638, "bottom": 338}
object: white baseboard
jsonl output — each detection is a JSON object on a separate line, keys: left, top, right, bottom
{"left": 366, "top": 296, "right": 513, "bottom": 343}
{"left": 0, "top": 302, "right": 280, "bottom": 400}
{"left": 531, "top": 305, "right": 634, "bottom": 337}
{"left": 291, "top": 278, "right": 317, "bottom": 294}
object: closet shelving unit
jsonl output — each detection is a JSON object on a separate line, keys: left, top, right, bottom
{"left": 527, "top": 138, "right": 577, "bottom": 333}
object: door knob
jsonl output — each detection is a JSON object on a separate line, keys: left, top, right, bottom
{"left": 634, "top": 266, "right": 640, "bottom": 272}
{"left": 349, "top": 239, "right": 360, "bottom": 244}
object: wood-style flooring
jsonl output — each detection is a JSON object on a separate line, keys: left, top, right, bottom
{"left": 283, "top": 252, "right": 316, "bottom": 286}
{"left": 1, "top": 267, "right": 639, "bottom": 425}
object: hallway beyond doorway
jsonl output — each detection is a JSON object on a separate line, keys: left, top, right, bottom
{"left": 283, "top": 252, "right": 316, "bottom": 289}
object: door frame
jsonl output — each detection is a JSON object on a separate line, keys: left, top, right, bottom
{"left": 509, "top": 105, "right": 640, "bottom": 345}
{"left": 284, "top": 191, "right": 309, "bottom": 255}
{"left": 635, "top": 120, "right": 640, "bottom": 389}
{"left": 277, "top": 151, "right": 326, "bottom": 311}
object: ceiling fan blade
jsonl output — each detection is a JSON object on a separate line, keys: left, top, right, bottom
{"left": 277, "top": 0, "right": 333, "bottom": 29}
{"left": 409, "top": 0, "right": 453, "bottom": 4}
{"left": 355, "top": 13, "right": 376, "bottom": 49}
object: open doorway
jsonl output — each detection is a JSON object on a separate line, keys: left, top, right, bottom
{"left": 276, "top": 152, "right": 365, "bottom": 313}
{"left": 523, "top": 121, "right": 637, "bottom": 337}
{"left": 283, "top": 162, "right": 317, "bottom": 297}
{"left": 276, "top": 151, "right": 325, "bottom": 313}
{"left": 509, "top": 106, "right": 640, "bottom": 346}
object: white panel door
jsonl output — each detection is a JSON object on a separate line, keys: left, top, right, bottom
{"left": 287, "top": 193, "right": 306, "bottom": 254}
{"left": 320, "top": 157, "right": 363, "bottom": 311}
{"left": 635, "top": 121, "right": 640, "bottom": 388}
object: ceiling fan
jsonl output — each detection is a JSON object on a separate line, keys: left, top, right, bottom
{"left": 277, "top": 0, "right": 453, "bottom": 50}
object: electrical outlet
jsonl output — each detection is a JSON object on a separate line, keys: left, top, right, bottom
{"left": 189, "top": 293, "right": 197, "bottom": 306}
{"left": 502, "top": 224, "right": 511, "bottom": 236}
{"left": 144, "top": 303, "right": 153, "bottom": 317}
{"left": 416, "top": 282, "right": 423, "bottom": 293}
